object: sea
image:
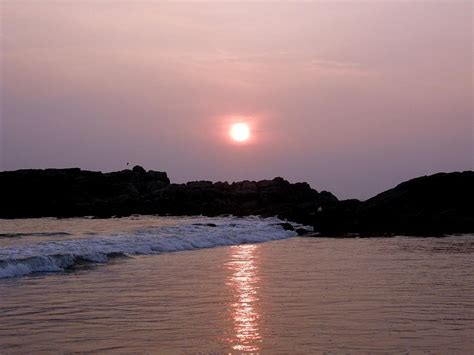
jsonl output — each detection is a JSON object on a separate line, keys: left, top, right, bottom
{"left": 0, "top": 216, "right": 472, "bottom": 353}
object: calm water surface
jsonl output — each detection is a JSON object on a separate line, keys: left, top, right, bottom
{"left": 0, "top": 218, "right": 473, "bottom": 353}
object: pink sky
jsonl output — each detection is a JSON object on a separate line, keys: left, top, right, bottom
{"left": 1, "top": 1, "right": 472, "bottom": 199}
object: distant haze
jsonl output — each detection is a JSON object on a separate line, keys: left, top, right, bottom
{"left": 1, "top": 1, "right": 472, "bottom": 199}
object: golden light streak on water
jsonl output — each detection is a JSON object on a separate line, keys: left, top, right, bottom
{"left": 226, "top": 244, "right": 261, "bottom": 352}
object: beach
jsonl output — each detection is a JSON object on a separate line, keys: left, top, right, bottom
{"left": 0, "top": 216, "right": 472, "bottom": 353}
{"left": 2, "top": 0, "right": 472, "bottom": 352}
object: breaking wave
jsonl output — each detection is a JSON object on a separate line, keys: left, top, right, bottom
{"left": 0, "top": 216, "right": 301, "bottom": 279}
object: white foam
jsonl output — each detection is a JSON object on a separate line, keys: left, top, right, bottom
{"left": 0, "top": 216, "right": 304, "bottom": 279}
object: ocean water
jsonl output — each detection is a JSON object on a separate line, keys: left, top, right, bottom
{"left": 0, "top": 216, "right": 472, "bottom": 353}
{"left": 0, "top": 216, "right": 298, "bottom": 279}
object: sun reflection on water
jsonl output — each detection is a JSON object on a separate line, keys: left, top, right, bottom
{"left": 226, "top": 244, "right": 261, "bottom": 353}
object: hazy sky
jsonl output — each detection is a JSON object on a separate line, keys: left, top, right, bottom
{"left": 1, "top": 1, "right": 472, "bottom": 199}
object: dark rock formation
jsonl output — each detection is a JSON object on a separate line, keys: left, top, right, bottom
{"left": 0, "top": 166, "right": 171, "bottom": 218}
{"left": 147, "top": 177, "right": 331, "bottom": 225}
{"left": 316, "top": 171, "right": 474, "bottom": 233}
{"left": 0, "top": 167, "right": 472, "bottom": 233}
{"left": 0, "top": 166, "right": 333, "bottom": 225}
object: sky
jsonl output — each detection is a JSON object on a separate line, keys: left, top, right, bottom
{"left": 1, "top": 1, "right": 472, "bottom": 199}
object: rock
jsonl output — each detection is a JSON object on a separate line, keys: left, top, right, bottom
{"left": 146, "top": 170, "right": 170, "bottom": 184}
{"left": 0, "top": 168, "right": 472, "bottom": 233}
{"left": 280, "top": 223, "right": 295, "bottom": 231}
{"left": 319, "top": 191, "right": 339, "bottom": 205}
{"left": 186, "top": 181, "right": 213, "bottom": 188}
{"left": 0, "top": 167, "right": 170, "bottom": 218}
{"left": 256, "top": 180, "right": 275, "bottom": 189}
{"left": 148, "top": 180, "right": 168, "bottom": 193}
{"left": 295, "top": 228, "right": 311, "bottom": 236}
{"left": 314, "top": 199, "right": 362, "bottom": 232}
{"left": 132, "top": 165, "right": 146, "bottom": 175}
{"left": 354, "top": 171, "right": 474, "bottom": 233}
{"left": 317, "top": 171, "right": 474, "bottom": 233}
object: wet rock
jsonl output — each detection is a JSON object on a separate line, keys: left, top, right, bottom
{"left": 295, "top": 228, "right": 311, "bottom": 236}
{"left": 280, "top": 223, "right": 295, "bottom": 231}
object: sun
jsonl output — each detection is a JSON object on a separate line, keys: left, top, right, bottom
{"left": 230, "top": 123, "right": 250, "bottom": 142}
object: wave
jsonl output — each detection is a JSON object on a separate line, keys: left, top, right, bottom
{"left": 0, "top": 232, "right": 72, "bottom": 239}
{"left": 0, "top": 217, "right": 301, "bottom": 279}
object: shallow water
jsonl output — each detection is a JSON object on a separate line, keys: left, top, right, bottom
{"left": 0, "top": 217, "right": 473, "bottom": 353}
{"left": 0, "top": 216, "right": 297, "bottom": 278}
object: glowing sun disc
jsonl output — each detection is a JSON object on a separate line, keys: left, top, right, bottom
{"left": 230, "top": 123, "right": 250, "bottom": 142}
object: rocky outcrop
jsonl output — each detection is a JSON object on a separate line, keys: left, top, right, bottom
{"left": 0, "top": 166, "right": 335, "bottom": 224}
{"left": 0, "top": 167, "right": 171, "bottom": 218}
{"left": 0, "top": 167, "right": 472, "bottom": 233}
{"left": 140, "top": 177, "right": 334, "bottom": 226}
{"left": 315, "top": 171, "right": 474, "bottom": 233}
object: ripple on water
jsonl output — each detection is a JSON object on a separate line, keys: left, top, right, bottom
{"left": 0, "top": 218, "right": 472, "bottom": 353}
